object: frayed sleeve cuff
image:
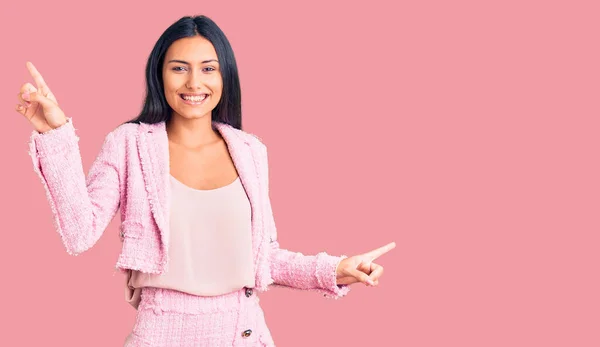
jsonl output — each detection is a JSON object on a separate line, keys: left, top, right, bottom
{"left": 315, "top": 252, "right": 351, "bottom": 299}
{"left": 29, "top": 117, "right": 78, "bottom": 157}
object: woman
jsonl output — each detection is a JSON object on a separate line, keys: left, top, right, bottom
{"left": 16, "top": 15, "right": 395, "bottom": 347}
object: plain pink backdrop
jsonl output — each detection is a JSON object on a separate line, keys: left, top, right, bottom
{"left": 2, "top": 0, "right": 599, "bottom": 346}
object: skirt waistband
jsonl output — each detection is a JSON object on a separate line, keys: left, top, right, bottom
{"left": 138, "top": 287, "right": 259, "bottom": 315}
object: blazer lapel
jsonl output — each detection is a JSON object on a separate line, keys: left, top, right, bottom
{"left": 137, "top": 122, "right": 171, "bottom": 262}
{"left": 214, "top": 122, "right": 265, "bottom": 276}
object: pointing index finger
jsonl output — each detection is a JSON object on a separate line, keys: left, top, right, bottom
{"left": 26, "top": 61, "right": 50, "bottom": 95}
{"left": 364, "top": 242, "right": 396, "bottom": 260}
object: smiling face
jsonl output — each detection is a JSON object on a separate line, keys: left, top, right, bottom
{"left": 162, "top": 36, "right": 223, "bottom": 121}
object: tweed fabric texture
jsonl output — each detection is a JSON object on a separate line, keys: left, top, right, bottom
{"left": 124, "top": 287, "right": 275, "bottom": 346}
{"left": 27, "top": 118, "right": 351, "bottom": 300}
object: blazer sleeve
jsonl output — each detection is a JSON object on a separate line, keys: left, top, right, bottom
{"left": 28, "top": 117, "right": 121, "bottom": 255}
{"left": 258, "top": 142, "right": 351, "bottom": 299}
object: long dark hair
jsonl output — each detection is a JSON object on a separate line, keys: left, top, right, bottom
{"left": 125, "top": 15, "right": 242, "bottom": 129}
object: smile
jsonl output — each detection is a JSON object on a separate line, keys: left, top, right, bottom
{"left": 179, "top": 94, "right": 208, "bottom": 106}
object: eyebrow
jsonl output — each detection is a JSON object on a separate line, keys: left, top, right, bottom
{"left": 167, "top": 59, "right": 219, "bottom": 65}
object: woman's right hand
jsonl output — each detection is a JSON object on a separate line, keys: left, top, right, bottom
{"left": 15, "top": 61, "right": 67, "bottom": 133}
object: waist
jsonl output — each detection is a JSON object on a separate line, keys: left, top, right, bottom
{"left": 138, "top": 286, "right": 259, "bottom": 315}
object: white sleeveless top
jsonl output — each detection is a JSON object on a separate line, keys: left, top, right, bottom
{"left": 125, "top": 173, "right": 255, "bottom": 308}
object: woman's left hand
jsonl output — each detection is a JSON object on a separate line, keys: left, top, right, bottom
{"left": 335, "top": 242, "right": 396, "bottom": 287}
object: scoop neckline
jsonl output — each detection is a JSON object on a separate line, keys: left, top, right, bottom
{"left": 169, "top": 174, "right": 240, "bottom": 192}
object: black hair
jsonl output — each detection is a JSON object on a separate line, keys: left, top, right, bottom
{"left": 125, "top": 15, "right": 242, "bottom": 129}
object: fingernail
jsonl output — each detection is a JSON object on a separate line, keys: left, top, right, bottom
{"left": 367, "top": 279, "right": 375, "bottom": 286}
{"left": 22, "top": 92, "right": 30, "bottom": 101}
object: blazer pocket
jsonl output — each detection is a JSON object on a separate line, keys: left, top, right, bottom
{"left": 119, "top": 220, "right": 147, "bottom": 240}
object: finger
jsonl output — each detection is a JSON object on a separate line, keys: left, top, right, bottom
{"left": 15, "top": 103, "right": 27, "bottom": 116}
{"left": 18, "top": 90, "right": 34, "bottom": 108}
{"left": 363, "top": 241, "right": 396, "bottom": 261}
{"left": 26, "top": 61, "right": 51, "bottom": 96}
{"left": 345, "top": 267, "right": 375, "bottom": 286}
{"left": 356, "top": 258, "right": 373, "bottom": 273}
{"left": 23, "top": 91, "right": 54, "bottom": 108}
{"left": 15, "top": 101, "right": 40, "bottom": 123}
{"left": 18, "top": 95, "right": 31, "bottom": 108}
{"left": 19, "top": 83, "right": 37, "bottom": 105}
{"left": 20, "top": 82, "right": 37, "bottom": 94}
{"left": 368, "top": 263, "right": 384, "bottom": 282}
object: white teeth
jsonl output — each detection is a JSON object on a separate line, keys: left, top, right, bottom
{"left": 182, "top": 94, "right": 207, "bottom": 102}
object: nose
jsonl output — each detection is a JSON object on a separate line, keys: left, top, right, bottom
{"left": 185, "top": 69, "right": 203, "bottom": 89}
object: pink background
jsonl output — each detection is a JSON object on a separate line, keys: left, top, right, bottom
{"left": 2, "top": 0, "right": 599, "bottom": 346}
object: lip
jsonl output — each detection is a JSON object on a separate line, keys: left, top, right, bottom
{"left": 180, "top": 93, "right": 207, "bottom": 96}
{"left": 179, "top": 93, "right": 209, "bottom": 106}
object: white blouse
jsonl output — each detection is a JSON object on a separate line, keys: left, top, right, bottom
{"left": 125, "top": 174, "right": 255, "bottom": 308}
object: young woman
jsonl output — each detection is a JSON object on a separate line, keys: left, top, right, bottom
{"left": 16, "top": 15, "right": 396, "bottom": 347}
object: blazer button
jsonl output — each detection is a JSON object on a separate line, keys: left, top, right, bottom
{"left": 242, "top": 329, "right": 252, "bottom": 338}
{"left": 245, "top": 288, "right": 253, "bottom": 297}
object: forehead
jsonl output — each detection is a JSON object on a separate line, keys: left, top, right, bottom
{"left": 165, "top": 36, "right": 217, "bottom": 61}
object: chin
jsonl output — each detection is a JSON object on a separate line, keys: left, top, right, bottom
{"left": 174, "top": 109, "right": 212, "bottom": 120}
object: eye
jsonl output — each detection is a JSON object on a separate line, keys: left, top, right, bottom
{"left": 203, "top": 66, "right": 216, "bottom": 72}
{"left": 172, "top": 66, "right": 186, "bottom": 72}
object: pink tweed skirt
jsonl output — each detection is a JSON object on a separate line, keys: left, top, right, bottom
{"left": 124, "top": 287, "right": 275, "bottom": 347}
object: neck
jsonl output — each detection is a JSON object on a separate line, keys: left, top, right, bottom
{"left": 166, "top": 113, "right": 221, "bottom": 149}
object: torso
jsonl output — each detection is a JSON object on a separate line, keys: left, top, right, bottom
{"left": 168, "top": 136, "right": 239, "bottom": 190}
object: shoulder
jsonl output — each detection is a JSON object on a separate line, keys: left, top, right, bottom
{"left": 238, "top": 129, "right": 272, "bottom": 174}
{"left": 220, "top": 123, "right": 267, "bottom": 151}
{"left": 108, "top": 121, "right": 139, "bottom": 141}
{"left": 242, "top": 130, "right": 268, "bottom": 159}
{"left": 101, "top": 121, "right": 146, "bottom": 149}
{"left": 243, "top": 131, "right": 267, "bottom": 150}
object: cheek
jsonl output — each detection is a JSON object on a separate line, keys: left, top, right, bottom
{"left": 164, "top": 80, "right": 176, "bottom": 92}
{"left": 209, "top": 74, "right": 224, "bottom": 94}
{"left": 164, "top": 87, "right": 176, "bottom": 103}
{"left": 162, "top": 74, "right": 180, "bottom": 93}
{"left": 163, "top": 82, "right": 180, "bottom": 101}
{"left": 162, "top": 84, "right": 179, "bottom": 108}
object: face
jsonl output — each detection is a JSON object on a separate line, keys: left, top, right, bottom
{"left": 162, "top": 36, "right": 223, "bottom": 120}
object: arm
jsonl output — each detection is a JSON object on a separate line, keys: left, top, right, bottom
{"left": 28, "top": 117, "right": 121, "bottom": 255}
{"left": 258, "top": 143, "right": 350, "bottom": 299}
{"left": 268, "top": 225, "right": 351, "bottom": 299}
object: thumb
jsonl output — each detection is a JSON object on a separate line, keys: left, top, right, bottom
{"left": 25, "top": 91, "right": 55, "bottom": 108}
{"left": 22, "top": 91, "right": 66, "bottom": 129}
{"left": 345, "top": 267, "right": 375, "bottom": 286}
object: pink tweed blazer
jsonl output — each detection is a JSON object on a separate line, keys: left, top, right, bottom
{"left": 27, "top": 118, "right": 350, "bottom": 299}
